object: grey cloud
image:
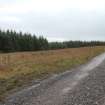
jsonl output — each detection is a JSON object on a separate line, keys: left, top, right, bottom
{"left": 0, "top": 2, "right": 105, "bottom": 41}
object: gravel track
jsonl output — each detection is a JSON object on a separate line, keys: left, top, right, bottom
{"left": 2, "top": 53, "right": 105, "bottom": 105}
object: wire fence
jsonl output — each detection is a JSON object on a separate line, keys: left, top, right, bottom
{"left": 0, "top": 55, "right": 11, "bottom": 65}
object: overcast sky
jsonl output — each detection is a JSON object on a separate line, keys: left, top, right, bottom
{"left": 0, "top": 0, "right": 105, "bottom": 42}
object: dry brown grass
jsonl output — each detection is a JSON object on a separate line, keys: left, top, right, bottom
{"left": 0, "top": 46, "right": 105, "bottom": 101}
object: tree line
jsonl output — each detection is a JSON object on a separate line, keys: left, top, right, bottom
{"left": 49, "top": 41, "right": 105, "bottom": 49}
{"left": 0, "top": 30, "right": 49, "bottom": 52}
{"left": 0, "top": 29, "right": 105, "bottom": 52}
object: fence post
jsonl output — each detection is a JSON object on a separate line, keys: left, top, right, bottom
{"left": 0, "top": 56, "right": 2, "bottom": 65}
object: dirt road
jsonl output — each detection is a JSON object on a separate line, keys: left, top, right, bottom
{"left": 3, "top": 53, "right": 105, "bottom": 105}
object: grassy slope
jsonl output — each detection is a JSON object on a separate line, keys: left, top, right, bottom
{"left": 0, "top": 46, "right": 105, "bottom": 100}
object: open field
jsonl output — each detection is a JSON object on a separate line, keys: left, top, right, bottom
{"left": 0, "top": 46, "right": 105, "bottom": 101}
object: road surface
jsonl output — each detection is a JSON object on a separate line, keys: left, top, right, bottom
{"left": 3, "top": 53, "right": 105, "bottom": 105}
